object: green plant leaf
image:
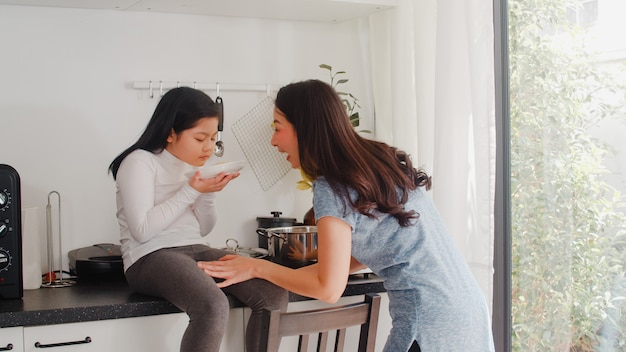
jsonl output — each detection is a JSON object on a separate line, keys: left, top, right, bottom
{"left": 318, "top": 63, "right": 370, "bottom": 135}
{"left": 319, "top": 64, "right": 332, "bottom": 71}
{"left": 350, "top": 112, "right": 360, "bottom": 127}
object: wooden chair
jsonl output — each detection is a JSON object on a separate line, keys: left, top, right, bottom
{"left": 259, "top": 293, "right": 381, "bottom": 352}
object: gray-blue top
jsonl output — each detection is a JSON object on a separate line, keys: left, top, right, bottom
{"left": 313, "top": 177, "right": 495, "bottom": 352}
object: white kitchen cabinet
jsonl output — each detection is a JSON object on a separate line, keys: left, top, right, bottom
{"left": 0, "top": 326, "right": 24, "bottom": 352}
{"left": 22, "top": 309, "right": 244, "bottom": 352}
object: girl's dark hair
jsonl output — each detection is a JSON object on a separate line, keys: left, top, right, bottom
{"left": 108, "top": 87, "right": 218, "bottom": 179}
{"left": 275, "top": 80, "right": 431, "bottom": 227}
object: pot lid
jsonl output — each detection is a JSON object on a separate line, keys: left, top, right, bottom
{"left": 265, "top": 225, "right": 318, "bottom": 234}
{"left": 256, "top": 211, "right": 296, "bottom": 222}
{"left": 220, "top": 238, "right": 268, "bottom": 258}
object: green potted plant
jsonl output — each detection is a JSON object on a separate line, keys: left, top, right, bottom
{"left": 318, "top": 64, "right": 370, "bottom": 132}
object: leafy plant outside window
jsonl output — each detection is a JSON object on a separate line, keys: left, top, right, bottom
{"left": 509, "top": 0, "right": 626, "bottom": 350}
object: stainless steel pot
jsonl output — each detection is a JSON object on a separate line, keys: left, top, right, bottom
{"left": 256, "top": 211, "right": 297, "bottom": 249}
{"left": 256, "top": 226, "right": 318, "bottom": 268}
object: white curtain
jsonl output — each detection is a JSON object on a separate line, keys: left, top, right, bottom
{"left": 364, "top": 0, "right": 496, "bottom": 308}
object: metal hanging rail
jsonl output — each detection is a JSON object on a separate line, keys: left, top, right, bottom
{"left": 132, "top": 81, "right": 276, "bottom": 98}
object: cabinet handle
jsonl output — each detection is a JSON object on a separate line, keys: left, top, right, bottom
{"left": 34, "top": 337, "right": 91, "bottom": 348}
{"left": 0, "top": 344, "right": 13, "bottom": 351}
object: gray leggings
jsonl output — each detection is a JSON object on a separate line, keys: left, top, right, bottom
{"left": 125, "top": 245, "right": 289, "bottom": 352}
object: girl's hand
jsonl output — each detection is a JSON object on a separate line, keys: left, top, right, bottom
{"left": 189, "top": 171, "right": 239, "bottom": 193}
{"left": 197, "top": 254, "right": 257, "bottom": 288}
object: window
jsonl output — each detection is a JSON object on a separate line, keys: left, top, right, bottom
{"left": 496, "top": 0, "right": 626, "bottom": 350}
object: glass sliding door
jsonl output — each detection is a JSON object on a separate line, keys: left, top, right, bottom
{"left": 507, "top": 0, "right": 626, "bottom": 350}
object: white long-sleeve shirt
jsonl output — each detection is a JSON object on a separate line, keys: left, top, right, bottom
{"left": 115, "top": 149, "right": 217, "bottom": 271}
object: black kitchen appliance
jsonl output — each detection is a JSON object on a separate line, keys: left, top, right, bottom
{"left": 0, "top": 164, "right": 23, "bottom": 299}
{"left": 68, "top": 243, "right": 124, "bottom": 281}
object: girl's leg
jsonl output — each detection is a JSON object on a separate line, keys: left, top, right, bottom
{"left": 192, "top": 246, "right": 289, "bottom": 352}
{"left": 125, "top": 247, "right": 230, "bottom": 352}
{"left": 223, "top": 278, "right": 289, "bottom": 352}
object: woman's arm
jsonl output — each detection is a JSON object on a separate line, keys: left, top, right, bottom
{"left": 350, "top": 256, "right": 367, "bottom": 273}
{"left": 198, "top": 216, "right": 352, "bottom": 303}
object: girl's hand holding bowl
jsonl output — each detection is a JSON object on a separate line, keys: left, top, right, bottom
{"left": 189, "top": 171, "right": 239, "bottom": 193}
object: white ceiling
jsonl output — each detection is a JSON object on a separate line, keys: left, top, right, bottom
{"left": 0, "top": 0, "right": 397, "bottom": 22}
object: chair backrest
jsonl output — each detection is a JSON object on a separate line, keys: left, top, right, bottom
{"left": 260, "top": 293, "right": 381, "bottom": 352}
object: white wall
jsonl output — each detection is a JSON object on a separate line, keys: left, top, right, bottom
{"left": 0, "top": 5, "right": 373, "bottom": 272}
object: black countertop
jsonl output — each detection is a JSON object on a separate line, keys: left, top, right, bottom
{"left": 0, "top": 274, "right": 385, "bottom": 328}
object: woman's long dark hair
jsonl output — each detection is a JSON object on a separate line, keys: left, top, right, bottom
{"left": 275, "top": 80, "right": 431, "bottom": 227}
{"left": 108, "top": 87, "right": 218, "bottom": 179}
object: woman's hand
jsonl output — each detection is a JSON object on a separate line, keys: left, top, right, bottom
{"left": 199, "top": 216, "right": 353, "bottom": 303}
{"left": 189, "top": 171, "right": 239, "bottom": 193}
{"left": 197, "top": 254, "right": 257, "bottom": 288}
{"left": 288, "top": 241, "right": 318, "bottom": 261}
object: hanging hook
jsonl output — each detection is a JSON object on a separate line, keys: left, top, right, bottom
{"left": 148, "top": 81, "right": 154, "bottom": 99}
{"left": 159, "top": 81, "right": 164, "bottom": 97}
{"left": 176, "top": 81, "right": 180, "bottom": 88}
{"left": 216, "top": 82, "right": 221, "bottom": 97}
{"left": 266, "top": 84, "right": 271, "bottom": 97}
{"left": 193, "top": 81, "right": 197, "bottom": 89}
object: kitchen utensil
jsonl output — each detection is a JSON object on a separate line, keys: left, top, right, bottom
{"left": 257, "top": 226, "right": 318, "bottom": 268}
{"left": 256, "top": 211, "right": 297, "bottom": 249}
{"left": 68, "top": 243, "right": 124, "bottom": 281}
{"left": 232, "top": 96, "right": 291, "bottom": 190}
{"left": 220, "top": 238, "right": 268, "bottom": 258}
{"left": 214, "top": 96, "right": 224, "bottom": 157}
{"left": 42, "top": 191, "right": 75, "bottom": 288}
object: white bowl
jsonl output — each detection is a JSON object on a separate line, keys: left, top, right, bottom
{"left": 186, "top": 160, "right": 246, "bottom": 178}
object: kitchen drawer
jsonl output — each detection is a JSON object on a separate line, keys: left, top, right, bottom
{"left": 0, "top": 326, "right": 24, "bottom": 352}
{"left": 24, "top": 315, "right": 184, "bottom": 352}
{"left": 23, "top": 309, "right": 244, "bottom": 352}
